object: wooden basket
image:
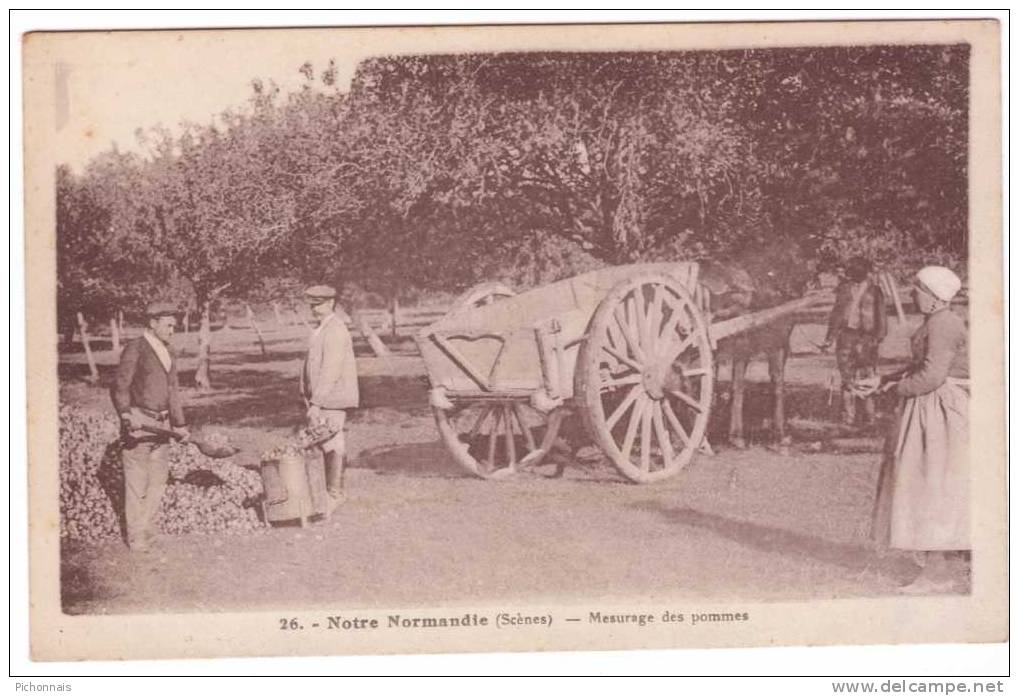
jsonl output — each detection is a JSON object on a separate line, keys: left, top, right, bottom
{"left": 259, "top": 452, "right": 327, "bottom": 527}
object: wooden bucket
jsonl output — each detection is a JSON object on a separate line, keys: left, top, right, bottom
{"left": 260, "top": 452, "right": 327, "bottom": 526}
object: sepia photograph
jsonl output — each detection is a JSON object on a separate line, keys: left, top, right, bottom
{"left": 22, "top": 17, "right": 1006, "bottom": 664}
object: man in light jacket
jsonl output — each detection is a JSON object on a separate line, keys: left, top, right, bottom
{"left": 300, "top": 285, "right": 359, "bottom": 514}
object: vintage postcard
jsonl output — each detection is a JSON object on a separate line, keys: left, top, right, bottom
{"left": 24, "top": 19, "right": 1005, "bottom": 662}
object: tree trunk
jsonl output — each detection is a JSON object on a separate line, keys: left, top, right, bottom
{"left": 272, "top": 302, "right": 285, "bottom": 326}
{"left": 195, "top": 301, "right": 213, "bottom": 390}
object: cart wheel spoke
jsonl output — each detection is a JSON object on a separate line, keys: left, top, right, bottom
{"left": 467, "top": 406, "right": 493, "bottom": 438}
{"left": 629, "top": 289, "right": 648, "bottom": 353}
{"left": 486, "top": 408, "right": 502, "bottom": 471}
{"left": 629, "top": 296, "right": 647, "bottom": 361}
{"left": 660, "top": 291, "right": 694, "bottom": 335}
{"left": 601, "top": 373, "right": 643, "bottom": 390}
{"left": 503, "top": 406, "right": 518, "bottom": 466}
{"left": 662, "top": 331, "right": 697, "bottom": 365}
{"left": 613, "top": 305, "right": 646, "bottom": 364}
{"left": 640, "top": 400, "right": 653, "bottom": 472}
{"left": 602, "top": 344, "right": 644, "bottom": 372}
{"left": 666, "top": 387, "right": 705, "bottom": 413}
{"left": 606, "top": 384, "right": 642, "bottom": 430}
{"left": 512, "top": 405, "right": 537, "bottom": 452}
{"left": 620, "top": 395, "right": 645, "bottom": 463}
{"left": 652, "top": 402, "right": 676, "bottom": 467}
{"left": 646, "top": 285, "right": 664, "bottom": 357}
{"left": 662, "top": 399, "right": 691, "bottom": 445}
{"left": 606, "top": 319, "right": 626, "bottom": 357}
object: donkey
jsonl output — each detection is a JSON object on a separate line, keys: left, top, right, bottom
{"left": 697, "top": 247, "right": 815, "bottom": 451}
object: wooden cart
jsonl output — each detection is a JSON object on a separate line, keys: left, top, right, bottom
{"left": 416, "top": 262, "right": 829, "bottom": 483}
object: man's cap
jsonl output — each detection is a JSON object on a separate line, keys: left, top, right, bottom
{"left": 145, "top": 301, "right": 179, "bottom": 318}
{"left": 304, "top": 285, "right": 337, "bottom": 301}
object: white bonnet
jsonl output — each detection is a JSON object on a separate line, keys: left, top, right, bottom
{"left": 916, "top": 265, "right": 962, "bottom": 302}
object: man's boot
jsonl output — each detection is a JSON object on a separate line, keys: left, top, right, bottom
{"left": 323, "top": 451, "right": 345, "bottom": 517}
{"left": 862, "top": 396, "right": 877, "bottom": 426}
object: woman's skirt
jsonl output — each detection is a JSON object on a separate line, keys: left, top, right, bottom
{"left": 871, "top": 380, "right": 970, "bottom": 551}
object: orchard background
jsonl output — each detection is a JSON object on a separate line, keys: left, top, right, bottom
{"left": 58, "top": 46, "right": 967, "bottom": 386}
{"left": 55, "top": 47, "right": 970, "bottom": 612}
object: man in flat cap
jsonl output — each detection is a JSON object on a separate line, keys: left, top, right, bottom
{"left": 300, "top": 285, "right": 359, "bottom": 515}
{"left": 111, "top": 302, "right": 189, "bottom": 551}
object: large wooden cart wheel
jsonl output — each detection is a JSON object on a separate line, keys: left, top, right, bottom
{"left": 575, "top": 274, "right": 714, "bottom": 483}
{"left": 448, "top": 282, "right": 516, "bottom": 315}
{"left": 435, "top": 401, "right": 564, "bottom": 480}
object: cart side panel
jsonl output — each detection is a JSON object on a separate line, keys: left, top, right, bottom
{"left": 418, "top": 328, "right": 546, "bottom": 393}
{"left": 417, "top": 262, "right": 701, "bottom": 395}
{"left": 429, "top": 263, "right": 698, "bottom": 337}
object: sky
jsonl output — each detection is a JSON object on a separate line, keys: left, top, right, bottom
{"left": 32, "top": 28, "right": 365, "bottom": 171}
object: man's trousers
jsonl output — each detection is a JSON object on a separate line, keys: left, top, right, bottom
{"left": 121, "top": 438, "right": 170, "bottom": 548}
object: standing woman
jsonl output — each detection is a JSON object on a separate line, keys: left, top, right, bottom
{"left": 857, "top": 265, "right": 969, "bottom": 593}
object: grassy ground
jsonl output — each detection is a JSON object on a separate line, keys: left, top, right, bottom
{"left": 58, "top": 314, "right": 957, "bottom": 614}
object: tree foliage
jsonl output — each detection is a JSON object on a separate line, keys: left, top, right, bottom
{"left": 57, "top": 43, "right": 969, "bottom": 334}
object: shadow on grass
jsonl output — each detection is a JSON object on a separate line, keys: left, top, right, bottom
{"left": 353, "top": 441, "right": 473, "bottom": 479}
{"left": 212, "top": 350, "right": 307, "bottom": 366}
{"left": 60, "top": 547, "right": 110, "bottom": 614}
{"left": 705, "top": 381, "right": 896, "bottom": 447}
{"left": 57, "top": 362, "right": 118, "bottom": 386}
{"left": 181, "top": 368, "right": 431, "bottom": 429}
{"left": 627, "top": 501, "right": 918, "bottom": 583}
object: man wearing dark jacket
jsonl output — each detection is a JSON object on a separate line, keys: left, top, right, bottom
{"left": 111, "top": 302, "right": 189, "bottom": 550}
{"left": 822, "top": 257, "right": 888, "bottom": 426}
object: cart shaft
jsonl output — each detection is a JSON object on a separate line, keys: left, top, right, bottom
{"left": 710, "top": 290, "right": 832, "bottom": 341}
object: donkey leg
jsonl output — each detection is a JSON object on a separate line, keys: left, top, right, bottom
{"left": 768, "top": 345, "right": 793, "bottom": 452}
{"left": 729, "top": 355, "right": 748, "bottom": 449}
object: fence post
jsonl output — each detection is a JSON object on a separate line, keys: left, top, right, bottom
{"left": 880, "top": 272, "right": 906, "bottom": 324}
{"left": 76, "top": 312, "right": 99, "bottom": 384}
{"left": 389, "top": 296, "right": 400, "bottom": 338}
{"left": 355, "top": 313, "right": 391, "bottom": 358}
{"left": 245, "top": 304, "right": 268, "bottom": 355}
{"left": 110, "top": 317, "right": 121, "bottom": 353}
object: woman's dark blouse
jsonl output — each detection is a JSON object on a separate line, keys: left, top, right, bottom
{"left": 895, "top": 307, "right": 968, "bottom": 397}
